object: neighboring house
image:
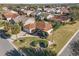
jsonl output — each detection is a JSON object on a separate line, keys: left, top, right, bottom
{"left": 21, "top": 10, "right": 34, "bottom": 16}
{"left": 2, "top": 10, "right": 19, "bottom": 21}
{"left": 14, "top": 15, "right": 28, "bottom": 23}
{"left": 60, "top": 7, "right": 70, "bottom": 14}
{"left": 23, "top": 23, "right": 36, "bottom": 33}
{"left": 36, "top": 21, "right": 53, "bottom": 34}
{"left": 35, "top": 11, "right": 42, "bottom": 16}
{"left": 47, "top": 14, "right": 54, "bottom": 19}
{"left": 51, "top": 15, "right": 70, "bottom": 23}
{"left": 37, "top": 8, "right": 42, "bottom": 11}
{"left": 23, "top": 17, "right": 36, "bottom": 33}
{"left": 38, "top": 12, "right": 49, "bottom": 20}
{"left": 23, "top": 17, "right": 35, "bottom": 26}
{"left": 2, "top": 7, "right": 9, "bottom": 11}
{"left": 44, "top": 8, "right": 50, "bottom": 12}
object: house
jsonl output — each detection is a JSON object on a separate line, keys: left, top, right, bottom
{"left": 23, "top": 17, "right": 35, "bottom": 25}
{"left": 23, "top": 23, "right": 36, "bottom": 33}
{"left": 21, "top": 10, "right": 34, "bottom": 16}
{"left": 60, "top": 7, "right": 70, "bottom": 15}
{"left": 2, "top": 7, "right": 9, "bottom": 11}
{"left": 14, "top": 15, "right": 28, "bottom": 23}
{"left": 44, "top": 8, "right": 51, "bottom": 12}
{"left": 51, "top": 14, "right": 70, "bottom": 23}
{"left": 36, "top": 21, "right": 53, "bottom": 34}
{"left": 47, "top": 14, "right": 54, "bottom": 19}
{"left": 2, "top": 10, "right": 19, "bottom": 21}
{"left": 23, "top": 17, "right": 36, "bottom": 33}
{"left": 37, "top": 8, "right": 42, "bottom": 11}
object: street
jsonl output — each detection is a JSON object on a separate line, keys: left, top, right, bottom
{"left": 59, "top": 32, "right": 79, "bottom": 56}
{"left": 0, "top": 38, "right": 21, "bottom": 56}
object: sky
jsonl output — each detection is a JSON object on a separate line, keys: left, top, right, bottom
{"left": 0, "top": 0, "right": 79, "bottom": 4}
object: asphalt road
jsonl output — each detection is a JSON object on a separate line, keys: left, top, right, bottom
{"left": 59, "top": 32, "right": 79, "bottom": 56}
{"left": 0, "top": 38, "right": 21, "bottom": 56}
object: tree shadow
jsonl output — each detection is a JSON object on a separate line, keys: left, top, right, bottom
{"left": 5, "top": 49, "right": 22, "bottom": 56}
{"left": 20, "top": 47, "right": 57, "bottom": 56}
{"left": 0, "top": 29, "right": 11, "bottom": 39}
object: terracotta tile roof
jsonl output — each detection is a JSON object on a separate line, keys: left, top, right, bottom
{"left": 36, "top": 21, "right": 52, "bottom": 32}
{"left": 24, "top": 23, "right": 36, "bottom": 30}
{"left": 52, "top": 15, "right": 69, "bottom": 22}
{"left": 3, "top": 11, "right": 19, "bottom": 19}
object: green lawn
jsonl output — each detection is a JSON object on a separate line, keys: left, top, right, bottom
{"left": 47, "top": 21, "right": 79, "bottom": 53}
{"left": 13, "top": 37, "right": 57, "bottom": 56}
{"left": 13, "top": 37, "right": 42, "bottom": 48}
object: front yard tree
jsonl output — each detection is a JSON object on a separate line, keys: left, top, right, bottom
{"left": 4, "top": 22, "right": 11, "bottom": 32}
{"left": 11, "top": 23, "right": 21, "bottom": 38}
{"left": 18, "top": 22, "right": 23, "bottom": 30}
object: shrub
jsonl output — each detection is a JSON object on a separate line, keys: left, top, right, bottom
{"left": 39, "top": 40, "right": 48, "bottom": 48}
{"left": 52, "top": 21, "right": 62, "bottom": 30}
{"left": 30, "top": 40, "right": 38, "bottom": 47}
{"left": 36, "top": 29, "right": 49, "bottom": 39}
{"left": 20, "top": 47, "right": 57, "bottom": 56}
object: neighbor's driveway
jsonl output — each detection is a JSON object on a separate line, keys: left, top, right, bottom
{"left": 0, "top": 38, "right": 21, "bottom": 56}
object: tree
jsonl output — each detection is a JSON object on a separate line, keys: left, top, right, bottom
{"left": 39, "top": 40, "right": 48, "bottom": 48}
{"left": 11, "top": 23, "right": 21, "bottom": 38}
{"left": 0, "top": 20, "right": 6, "bottom": 27}
{"left": 36, "top": 29, "right": 49, "bottom": 39}
{"left": 18, "top": 22, "right": 23, "bottom": 30}
{"left": 30, "top": 40, "right": 38, "bottom": 47}
{"left": 4, "top": 21, "right": 11, "bottom": 32}
{"left": 20, "top": 47, "right": 57, "bottom": 56}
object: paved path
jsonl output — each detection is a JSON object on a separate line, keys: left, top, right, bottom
{"left": 0, "top": 38, "right": 21, "bottom": 56}
{"left": 59, "top": 32, "right": 79, "bottom": 56}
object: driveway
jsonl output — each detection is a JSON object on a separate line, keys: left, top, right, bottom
{"left": 0, "top": 38, "right": 21, "bottom": 56}
{"left": 59, "top": 32, "right": 79, "bottom": 56}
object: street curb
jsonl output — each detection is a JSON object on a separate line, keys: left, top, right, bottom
{"left": 57, "top": 30, "right": 79, "bottom": 56}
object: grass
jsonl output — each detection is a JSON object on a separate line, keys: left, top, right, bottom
{"left": 0, "top": 20, "right": 6, "bottom": 27}
{"left": 13, "top": 37, "right": 57, "bottom": 56}
{"left": 47, "top": 20, "right": 79, "bottom": 53}
{"left": 13, "top": 37, "right": 43, "bottom": 48}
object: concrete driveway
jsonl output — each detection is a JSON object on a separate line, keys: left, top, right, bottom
{"left": 0, "top": 38, "right": 21, "bottom": 56}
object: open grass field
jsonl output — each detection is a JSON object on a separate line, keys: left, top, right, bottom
{"left": 47, "top": 20, "right": 79, "bottom": 53}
